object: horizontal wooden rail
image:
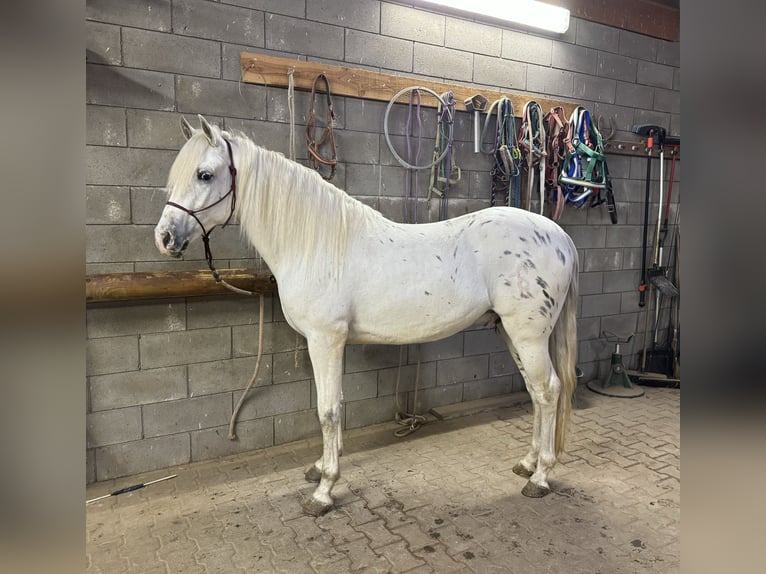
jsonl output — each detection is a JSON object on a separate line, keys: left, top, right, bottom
{"left": 86, "top": 269, "right": 277, "bottom": 304}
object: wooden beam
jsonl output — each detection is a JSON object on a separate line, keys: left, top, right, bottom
{"left": 240, "top": 52, "right": 581, "bottom": 119}
{"left": 556, "top": 0, "right": 680, "bottom": 42}
{"left": 86, "top": 269, "right": 277, "bottom": 304}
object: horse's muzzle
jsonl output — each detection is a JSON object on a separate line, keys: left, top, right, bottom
{"left": 155, "top": 227, "right": 189, "bottom": 258}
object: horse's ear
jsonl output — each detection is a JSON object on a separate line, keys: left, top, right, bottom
{"left": 198, "top": 114, "right": 218, "bottom": 146}
{"left": 180, "top": 116, "right": 194, "bottom": 140}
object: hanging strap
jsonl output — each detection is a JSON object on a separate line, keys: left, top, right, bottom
{"left": 305, "top": 73, "right": 338, "bottom": 180}
{"left": 518, "top": 101, "right": 546, "bottom": 213}
{"left": 428, "top": 91, "right": 460, "bottom": 220}
{"left": 559, "top": 106, "right": 607, "bottom": 208}
{"left": 485, "top": 97, "right": 520, "bottom": 208}
{"left": 543, "top": 106, "right": 568, "bottom": 221}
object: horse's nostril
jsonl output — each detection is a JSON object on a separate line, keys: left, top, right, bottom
{"left": 161, "top": 231, "right": 171, "bottom": 248}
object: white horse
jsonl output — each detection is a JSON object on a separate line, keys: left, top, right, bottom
{"left": 155, "top": 115, "right": 579, "bottom": 516}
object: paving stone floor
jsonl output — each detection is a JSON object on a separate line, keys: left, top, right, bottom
{"left": 86, "top": 384, "right": 680, "bottom": 573}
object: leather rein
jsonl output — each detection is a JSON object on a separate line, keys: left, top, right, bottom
{"left": 165, "top": 138, "right": 256, "bottom": 296}
{"left": 306, "top": 73, "right": 338, "bottom": 180}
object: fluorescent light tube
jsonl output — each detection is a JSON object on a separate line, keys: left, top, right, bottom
{"left": 418, "top": 0, "right": 571, "bottom": 34}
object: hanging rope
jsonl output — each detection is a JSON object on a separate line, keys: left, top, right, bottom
{"left": 287, "top": 67, "right": 296, "bottom": 162}
{"left": 393, "top": 345, "right": 426, "bottom": 438}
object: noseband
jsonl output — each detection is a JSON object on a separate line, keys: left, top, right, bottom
{"left": 165, "top": 138, "right": 255, "bottom": 295}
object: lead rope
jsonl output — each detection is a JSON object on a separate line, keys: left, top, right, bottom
{"left": 393, "top": 345, "right": 426, "bottom": 438}
{"left": 287, "top": 68, "right": 301, "bottom": 368}
{"left": 228, "top": 293, "right": 265, "bottom": 439}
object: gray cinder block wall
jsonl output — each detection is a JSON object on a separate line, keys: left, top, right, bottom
{"left": 86, "top": 0, "right": 680, "bottom": 483}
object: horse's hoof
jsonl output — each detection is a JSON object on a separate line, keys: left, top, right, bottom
{"left": 522, "top": 481, "right": 551, "bottom": 498}
{"left": 301, "top": 496, "right": 333, "bottom": 517}
{"left": 304, "top": 465, "right": 322, "bottom": 483}
{"left": 512, "top": 463, "right": 534, "bottom": 478}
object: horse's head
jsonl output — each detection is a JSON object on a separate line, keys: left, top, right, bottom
{"left": 154, "top": 115, "right": 237, "bottom": 258}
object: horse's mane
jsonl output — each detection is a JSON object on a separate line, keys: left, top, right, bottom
{"left": 231, "top": 130, "right": 381, "bottom": 281}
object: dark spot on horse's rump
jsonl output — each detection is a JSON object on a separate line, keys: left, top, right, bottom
{"left": 539, "top": 308, "right": 548, "bottom": 317}
{"left": 523, "top": 250, "right": 530, "bottom": 256}
{"left": 524, "top": 259, "right": 537, "bottom": 270}
{"left": 520, "top": 292, "right": 532, "bottom": 299}
{"left": 546, "top": 232, "right": 551, "bottom": 243}
{"left": 425, "top": 291, "right": 431, "bottom": 295}
{"left": 480, "top": 220, "right": 492, "bottom": 226}
{"left": 453, "top": 246, "right": 458, "bottom": 258}
{"left": 474, "top": 249, "right": 479, "bottom": 253}
{"left": 516, "top": 253, "right": 521, "bottom": 258}
{"left": 389, "top": 238, "right": 394, "bottom": 242}
{"left": 504, "top": 281, "right": 511, "bottom": 286}
{"left": 532, "top": 235, "right": 540, "bottom": 245}
{"left": 435, "top": 255, "right": 442, "bottom": 261}
{"left": 504, "top": 250, "right": 512, "bottom": 255}
{"left": 536, "top": 276, "right": 549, "bottom": 289}
{"left": 556, "top": 247, "right": 567, "bottom": 265}
{"left": 519, "top": 236, "right": 527, "bottom": 242}
{"left": 542, "top": 289, "right": 551, "bottom": 300}
{"left": 544, "top": 299, "right": 552, "bottom": 309}
{"left": 468, "top": 219, "right": 475, "bottom": 227}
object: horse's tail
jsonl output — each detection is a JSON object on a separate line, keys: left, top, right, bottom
{"left": 550, "top": 240, "right": 579, "bottom": 456}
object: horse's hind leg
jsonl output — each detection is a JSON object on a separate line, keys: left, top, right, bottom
{"left": 301, "top": 329, "right": 346, "bottom": 516}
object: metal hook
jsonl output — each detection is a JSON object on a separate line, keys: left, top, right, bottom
{"left": 597, "top": 115, "right": 616, "bottom": 142}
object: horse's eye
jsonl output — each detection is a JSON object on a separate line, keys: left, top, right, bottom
{"left": 197, "top": 170, "right": 214, "bottom": 182}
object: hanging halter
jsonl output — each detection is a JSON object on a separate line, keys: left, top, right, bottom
{"left": 518, "top": 101, "right": 546, "bottom": 214}
{"left": 543, "top": 106, "right": 569, "bottom": 221}
{"left": 481, "top": 97, "right": 521, "bottom": 208}
{"left": 428, "top": 90, "right": 460, "bottom": 221}
{"left": 165, "top": 138, "right": 255, "bottom": 296}
{"left": 559, "top": 106, "right": 607, "bottom": 208}
{"left": 305, "top": 73, "right": 338, "bottom": 180}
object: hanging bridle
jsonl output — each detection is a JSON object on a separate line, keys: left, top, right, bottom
{"left": 305, "top": 73, "right": 338, "bottom": 180}
{"left": 165, "top": 138, "right": 255, "bottom": 296}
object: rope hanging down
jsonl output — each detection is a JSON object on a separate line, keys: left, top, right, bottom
{"left": 305, "top": 73, "right": 338, "bottom": 180}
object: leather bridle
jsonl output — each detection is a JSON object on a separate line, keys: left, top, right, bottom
{"left": 165, "top": 138, "right": 254, "bottom": 295}
{"left": 305, "top": 73, "right": 338, "bottom": 180}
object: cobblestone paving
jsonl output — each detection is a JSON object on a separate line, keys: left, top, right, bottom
{"left": 86, "top": 386, "right": 680, "bottom": 573}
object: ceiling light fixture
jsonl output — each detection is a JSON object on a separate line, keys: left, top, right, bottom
{"left": 418, "top": 0, "right": 571, "bottom": 34}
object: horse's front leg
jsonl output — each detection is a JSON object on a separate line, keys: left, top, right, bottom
{"left": 301, "top": 329, "right": 346, "bottom": 516}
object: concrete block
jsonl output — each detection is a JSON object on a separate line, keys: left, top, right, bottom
{"left": 342, "top": 371, "right": 378, "bottom": 402}
{"left": 90, "top": 366, "right": 188, "bottom": 411}
{"left": 557, "top": 205, "right": 588, "bottom": 225}
{"left": 464, "top": 328, "right": 506, "bottom": 356}
{"left": 468, "top": 170, "right": 492, "bottom": 199}
{"left": 86, "top": 224, "right": 164, "bottom": 263}
{"left": 410, "top": 333, "right": 463, "bottom": 363}
{"left": 235, "top": 380, "right": 311, "bottom": 419}
{"left": 345, "top": 396, "right": 395, "bottom": 430}
{"left": 632, "top": 109, "right": 670, "bottom": 133}
{"left": 94, "top": 434, "right": 190, "bottom": 481}
{"left": 176, "top": 76, "right": 267, "bottom": 120}
{"left": 87, "top": 64, "right": 175, "bottom": 110}
{"left": 87, "top": 407, "right": 142, "bottom": 448}
{"left": 436, "top": 355, "right": 489, "bottom": 386}
{"left": 578, "top": 316, "right": 601, "bottom": 341}
{"left": 225, "top": 116, "right": 293, "bottom": 156}
{"left": 579, "top": 271, "right": 603, "bottom": 296}
{"left": 273, "top": 350, "right": 314, "bottom": 384}
{"left": 189, "top": 355, "right": 272, "bottom": 396}
{"left": 191, "top": 417, "right": 273, "bottom": 460}
{"left": 87, "top": 145, "right": 177, "bottom": 186}
{"left": 566, "top": 225, "right": 606, "bottom": 249}
{"left": 143, "top": 393, "right": 232, "bottom": 437}
{"left": 447, "top": 17, "right": 502, "bottom": 57}
{"left": 345, "top": 164, "right": 402, "bottom": 197}
{"left": 381, "top": 3, "right": 444, "bottom": 45}
{"left": 87, "top": 106, "right": 126, "bottom": 147}
{"left": 414, "top": 44, "right": 473, "bottom": 82}
{"left": 618, "top": 29, "right": 657, "bottom": 62}
{"left": 337, "top": 130, "right": 380, "bottom": 165}
{"left": 123, "top": 28, "right": 220, "bottom": 78}
{"left": 127, "top": 109, "right": 200, "bottom": 150}
{"left": 581, "top": 293, "right": 621, "bottom": 318}
{"left": 87, "top": 335, "right": 139, "bottom": 376}
{"left": 140, "top": 327, "right": 232, "bottom": 369}
{"left": 87, "top": 0, "right": 171, "bottom": 31}
{"left": 602, "top": 270, "right": 641, "bottom": 293}
{"left": 615, "top": 80, "right": 653, "bottom": 110}
{"left": 86, "top": 450, "right": 96, "bottom": 484}
{"left": 178, "top": 222, "right": 255, "bottom": 261}
{"left": 673, "top": 68, "right": 681, "bottom": 92}
{"left": 575, "top": 19, "right": 618, "bottom": 53}
{"left": 411, "top": 383, "right": 463, "bottom": 413}
{"left": 377, "top": 362, "right": 437, "bottom": 397}
{"left": 265, "top": 14, "right": 343, "bottom": 60}
{"left": 275, "top": 409, "right": 321, "bottom": 443}
{"left": 86, "top": 185, "right": 131, "bottom": 224}
{"left": 656, "top": 40, "right": 680, "bottom": 67}
{"left": 653, "top": 88, "right": 680, "bottom": 114}
{"left": 502, "top": 29, "right": 552, "bottom": 66}
{"left": 173, "top": 0, "right": 263, "bottom": 46}
{"left": 87, "top": 301, "right": 186, "bottom": 338}
{"left": 343, "top": 99, "right": 386, "bottom": 134}
{"left": 552, "top": 41, "right": 597, "bottom": 75}
{"left": 463, "top": 377, "right": 514, "bottom": 402}
{"left": 345, "top": 29, "right": 412, "bottom": 73}
{"left": 573, "top": 73, "right": 616, "bottom": 104}
{"left": 578, "top": 338, "right": 611, "bottom": 363}
{"left": 622, "top": 246, "right": 643, "bottom": 269}
{"left": 593, "top": 102, "right": 635, "bottom": 133}
{"left": 130, "top": 187, "right": 168, "bottom": 224}
{"left": 233, "top": 322, "right": 306, "bottom": 356}
{"left": 86, "top": 21, "right": 121, "bottom": 65}
{"left": 600, "top": 313, "right": 639, "bottom": 339}
{"left": 597, "top": 52, "right": 636, "bottom": 83}
{"left": 606, "top": 225, "right": 642, "bottom": 249}
{"left": 637, "top": 60, "right": 674, "bottom": 89}
{"left": 526, "top": 65, "right": 574, "bottom": 98}
{"left": 473, "top": 54, "right": 526, "bottom": 90}
{"left": 489, "top": 351, "right": 518, "bottom": 377}
{"left": 187, "top": 295, "right": 270, "bottom": 329}
{"left": 345, "top": 344, "right": 401, "bottom": 373}
{"left": 308, "top": 0, "right": 380, "bottom": 33}
{"left": 583, "top": 248, "right": 623, "bottom": 272}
